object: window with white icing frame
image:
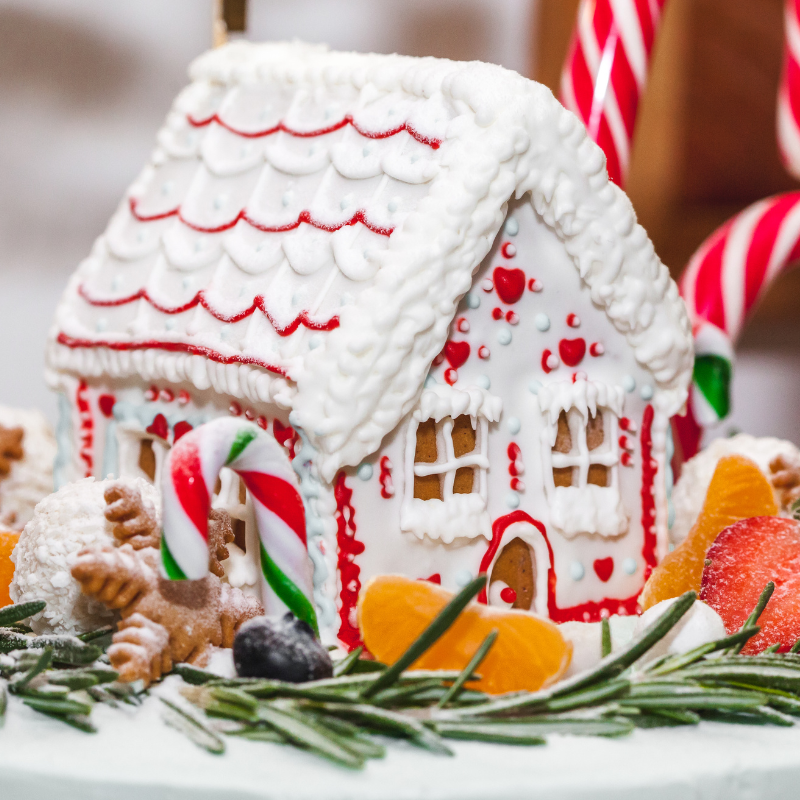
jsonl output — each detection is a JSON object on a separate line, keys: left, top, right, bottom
{"left": 400, "top": 411, "right": 491, "bottom": 542}
{"left": 117, "top": 426, "right": 171, "bottom": 485}
{"left": 539, "top": 381, "right": 628, "bottom": 539}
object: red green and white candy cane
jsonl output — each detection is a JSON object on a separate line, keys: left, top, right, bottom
{"left": 160, "top": 417, "right": 318, "bottom": 633}
{"left": 676, "top": 191, "right": 800, "bottom": 458}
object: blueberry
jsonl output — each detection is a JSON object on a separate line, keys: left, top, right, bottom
{"left": 233, "top": 612, "right": 333, "bottom": 683}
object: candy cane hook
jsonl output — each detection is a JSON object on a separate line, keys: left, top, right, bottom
{"left": 160, "top": 417, "right": 318, "bottom": 633}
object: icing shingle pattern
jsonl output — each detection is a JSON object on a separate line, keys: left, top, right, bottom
{"left": 48, "top": 41, "right": 693, "bottom": 480}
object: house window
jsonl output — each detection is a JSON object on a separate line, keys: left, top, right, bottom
{"left": 401, "top": 383, "right": 501, "bottom": 543}
{"left": 551, "top": 409, "right": 611, "bottom": 489}
{"left": 539, "top": 380, "right": 628, "bottom": 539}
{"left": 412, "top": 415, "right": 483, "bottom": 502}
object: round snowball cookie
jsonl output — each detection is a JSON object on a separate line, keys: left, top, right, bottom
{"left": 671, "top": 434, "right": 800, "bottom": 546}
{"left": 0, "top": 406, "right": 56, "bottom": 530}
{"left": 10, "top": 476, "right": 160, "bottom": 635}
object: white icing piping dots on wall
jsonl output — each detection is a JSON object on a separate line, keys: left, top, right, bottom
{"left": 160, "top": 417, "right": 318, "bottom": 633}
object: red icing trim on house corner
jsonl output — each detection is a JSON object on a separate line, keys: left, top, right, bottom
{"left": 335, "top": 472, "right": 364, "bottom": 651}
{"left": 75, "top": 380, "right": 94, "bottom": 478}
{"left": 640, "top": 404, "right": 659, "bottom": 581}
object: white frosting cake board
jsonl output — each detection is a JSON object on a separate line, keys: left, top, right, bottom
{"left": 2, "top": 681, "right": 800, "bottom": 800}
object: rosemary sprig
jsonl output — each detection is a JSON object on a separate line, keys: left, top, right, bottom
{"left": 731, "top": 582, "right": 775, "bottom": 654}
{"left": 437, "top": 629, "right": 497, "bottom": 708}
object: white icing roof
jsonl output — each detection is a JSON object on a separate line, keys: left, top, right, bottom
{"left": 47, "top": 41, "right": 693, "bottom": 481}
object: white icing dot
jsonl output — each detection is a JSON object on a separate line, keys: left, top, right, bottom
{"left": 481, "top": 278, "right": 494, "bottom": 293}
{"left": 505, "top": 491, "right": 520, "bottom": 509}
{"left": 111, "top": 276, "right": 122, "bottom": 291}
{"left": 95, "top": 318, "right": 107, "bottom": 332}
{"left": 466, "top": 293, "right": 480, "bottom": 309}
{"left": 622, "top": 375, "right": 636, "bottom": 392}
{"left": 454, "top": 569, "right": 473, "bottom": 588}
{"left": 478, "top": 345, "right": 490, "bottom": 360}
{"left": 213, "top": 193, "right": 228, "bottom": 210}
{"left": 529, "top": 279, "right": 543, "bottom": 293}
{"left": 570, "top": 561, "right": 585, "bottom": 581}
{"left": 504, "top": 217, "right": 519, "bottom": 236}
{"left": 424, "top": 375, "right": 437, "bottom": 388}
{"left": 308, "top": 335, "right": 322, "bottom": 350}
{"left": 291, "top": 293, "right": 302, "bottom": 306}
{"left": 136, "top": 231, "right": 148, "bottom": 243}
{"left": 507, "top": 417, "right": 521, "bottom": 435}
{"left": 640, "top": 384, "right": 654, "bottom": 400}
{"left": 457, "top": 318, "right": 470, "bottom": 333}
{"left": 362, "top": 146, "right": 371, "bottom": 157}
{"left": 529, "top": 379, "right": 542, "bottom": 394}
{"left": 476, "top": 375, "right": 491, "bottom": 389}
{"left": 165, "top": 319, "right": 176, "bottom": 331}
{"left": 387, "top": 200, "right": 398, "bottom": 213}
{"left": 161, "top": 180, "right": 174, "bottom": 196}
{"left": 340, "top": 293, "right": 354, "bottom": 306}
{"left": 534, "top": 313, "right": 550, "bottom": 332}
{"left": 497, "top": 327, "right": 512, "bottom": 346}
{"left": 340, "top": 194, "right": 354, "bottom": 210}
{"left": 357, "top": 463, "right": 373, "bottom": 481}
{"left": 240, "top": 145, "right": 250, "bottom": 158}
{"left": 281, "top": 192, "right": 292, "bottom": 207}
{"left": 546, "top": 354, "right": 560, "bottom": 370}
{"left": 622, "top": 558, "right": 638, "bottom": 575}
{"left": 182, "top": 277, "right": 193, "bottom": 290}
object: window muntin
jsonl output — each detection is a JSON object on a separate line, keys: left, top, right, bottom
{"left": 411, "top": 414, "right": 485, "bottom": 502}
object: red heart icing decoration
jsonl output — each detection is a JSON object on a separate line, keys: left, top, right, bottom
{"left": 173, "top": 420, "right": 193, "bottom": 442}
{"left": 146, "top": 413, "right": 168, "bottom": 440}
{"left": 444, "top": 340, "right": 470, "bottom": 370}
{"left": 559, "top": 337, "right": 586, "bottom": 367}
{"left": 493, "top": 267, "right": 526, "bottom": 304}
{"left": 98, "top": 394, "right": 116, "bottom": 418}
{"left": 593, "top": 557, "right": 614, "bottom": 583}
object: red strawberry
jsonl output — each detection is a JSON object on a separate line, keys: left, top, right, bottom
{"left": 700, "top": 516, "right": 800, "bottom": 654}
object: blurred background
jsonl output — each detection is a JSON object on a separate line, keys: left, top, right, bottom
{"left": 0, "top": 0, "right": 798, "bottom": 444}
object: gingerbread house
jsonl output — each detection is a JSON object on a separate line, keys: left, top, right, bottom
{"left": 46, "top": 42, "right": 693, "bottom": 645}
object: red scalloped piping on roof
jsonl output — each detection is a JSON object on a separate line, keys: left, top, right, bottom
{"left": 187, "top": 112, "right": 442, "bottom": 150}
{"left": 77, "top": 283, "right": 339, "bottom": 338}
{"left": 128, "top": 197, "right": 394, "bottom": 237}
{"left": 56, "top": 332, "right": 290, "bottom": 378}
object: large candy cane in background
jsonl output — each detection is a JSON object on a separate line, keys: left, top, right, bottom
{"left": 560, "top": 0, "right": 668, "bottom": 187}
{"left": 778, "top": 0, "right": 800, "bottom": 180}
{"left": 161, "top": 417, "right": 318, "bottom": 633}
{"left": 675, "top": 192, "right": 800, "bottom": 456}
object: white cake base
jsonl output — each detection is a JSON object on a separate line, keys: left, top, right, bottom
{"left": 3, "top": 680, "right": 800, "bottom": 800}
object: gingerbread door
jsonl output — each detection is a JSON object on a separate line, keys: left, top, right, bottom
{"left": 489, "top": 537, "right": 535, "bottom": 611}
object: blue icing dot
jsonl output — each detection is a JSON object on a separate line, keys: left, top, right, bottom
{"left": 505, "top": 491, "right": 520, "bottom": 509}
{"left": 640, "top": 384, "right": 654, "bottom": 401}
{"left": 357, "top": 463, "right": 373, "bottom": 481}
{"left": 466, "top": 293, "right": 480, "bottom": 309}
{"left": 507, "top": 416, "right": 521, "bottom": 435}
{"left": 477, "top": 375, "right": 491, "bottom": 389}
{"left": 504, "top": 217, "right": 519, "bottom": 236}
{"left": 621, "top": 375, "right": 636, "bottom": 393}
{"left": 622, "top": 558, "right": 638, "bottom": 575}
{"left": 497, "top": 327, "right": 512, "bottom": 346}
{"left": 424, "top": 375, "right": 437, "bottom": 388}
{"left": 534, "top": 313, "right": 550, "bottom": 332}
{"left": 570, "top": 561, "right": 585, "bottom": 581}
{"left": 454, "top": 569, "right": 473, "bottom": 587}
{"left": 528, "top": 380, "right": 542, "bottom": 394}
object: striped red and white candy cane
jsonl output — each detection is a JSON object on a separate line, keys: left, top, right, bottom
{"left": 560, "top": 0, "right": 668, "bottom": 186}
{"left": 778, "top": 0, "right": 800, "bottom": 180}
{"left": 676, "top": 191, "right": 800, "bottom": 456}
{"left": 160, "top": 417, "right": 318, "bottom": 633}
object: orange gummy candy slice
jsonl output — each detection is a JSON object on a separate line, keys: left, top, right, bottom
{"left": 0, "top": 529, "right": 19, "bottom": 608}
{"left": 640, "top": 454, "right": 777, "bottom": 610}
{"left": 358, "top": 574, "right": 571, "bottom": 695}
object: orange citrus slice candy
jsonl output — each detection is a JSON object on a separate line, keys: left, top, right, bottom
{"left": 358, "top": 574, "right": 571, "bottom": 695}
{"left": 640, "top": 455, "right": 777, "bottom": 610}
{"left": 0, "top": 528, "right": 19, "bottom": 608}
